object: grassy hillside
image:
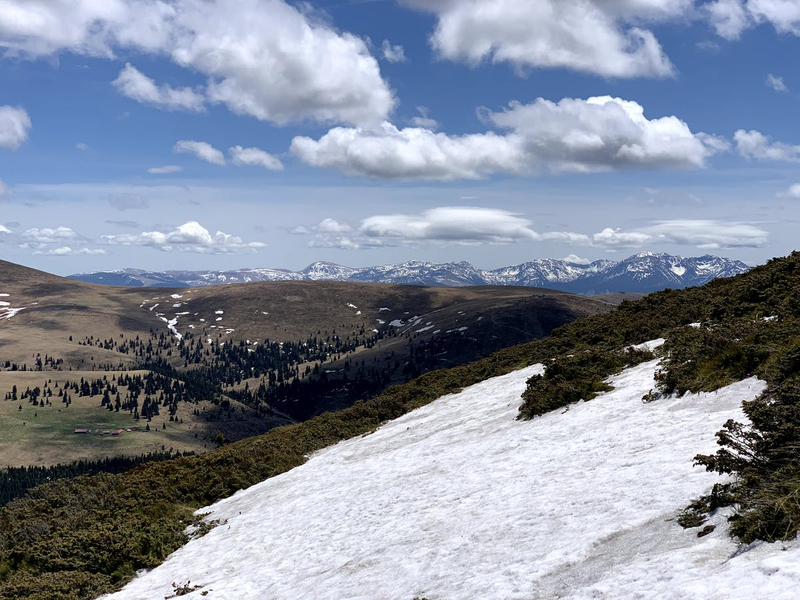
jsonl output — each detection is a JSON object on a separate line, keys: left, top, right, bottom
{"left": 0, "top": 259, "right": 611, "bottom": 467}
{"left": 1, "top": 253, "right": 798, "bottom": 598}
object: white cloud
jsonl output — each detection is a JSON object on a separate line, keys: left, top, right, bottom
{"left": 174, "top": 140, "right": 226, "bottom": 166}
{"left": 147, "top": 165, "right": 182, "bottom": 174}
{"left": 400, "top": 0, "right": 681, "bottom": 78}
{"left": 293, "top": 122, "right": 524, "bottom": 181}
{"left": 229, "top": 146, "right": 283, "bottom": 171}
{"left": 360, "top": 207, "right": 542, "bottom": 244}
{"left": 292, "top": 96, "right": 722, "bottom": 180}
{"left": 766, "top": 73, "right": 788, "bottom": 92}
{"left": 0, "top": 0, "right": 394, "bottom": 127}
{"left": 646, "top": 219, "right": 769, "bottom": 249}
{"left": 747, "top": 0, "right": 800, "bottom": 34}
{"left": 0, "top": 224, "right": 10, "bottom": 234}
{"left": 34, "top": 246, "right": 108, "bottom": 256}
{"left": 317, "top": 218, "right": 352, "bottom": 233}
{"left": 706, "top": 0, "right": 751, "bottom": 39}
{"left": 16, "top": 225, "right": 110, "bottom": 255}
{"left": 381, "top": 39, "right": 406, "bottom": 63}
{"left": 306, "top": 207, "right": 768, "bottom": 251}
{"left": 409, "top": 106, "right": 439, "bottom": 130}
{"left": 21, "top": 226, "right": 81, "bottom": 245}
{"left": 734, "top": 129, "right": 800, "bottom": 162}
{"left": 488, "top": 96, "right": 721, "bottom": 172}
{"left": 76, "top": 142, "right": 89, "bottom": 151}
{"left": 0, "top": 105, "right": 31, "bottom": 150}
{"left": 592, "top": 228, "right": 652, "bottom": 248}
{"left": 113, "top": 63, "right": 205, "bottom": 112}
{"left": 562, "top": 254, "right": 591, "bottom": 264}
{"left": 706, "top": 0, "right": 800, "bottom": 39}
{"left": 309, "top": 235, "right": 366, "bottom": 250}
{"left": 101, "top": 221, "right": 267, "bottom": 254}
{"left": 784, "top": 183, "right": 800, "bottom": 199}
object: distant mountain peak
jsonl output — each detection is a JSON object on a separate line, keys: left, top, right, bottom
{"left": 69, "top": 253, "right": 751, "bottom": 294}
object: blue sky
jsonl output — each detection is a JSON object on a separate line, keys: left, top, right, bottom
{"left": 1, "top": 0, "right": 799, "bottom": 275}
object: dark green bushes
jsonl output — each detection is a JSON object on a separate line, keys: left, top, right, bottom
{"left": 519, "top": 347, "right": 654, "bottom": 418}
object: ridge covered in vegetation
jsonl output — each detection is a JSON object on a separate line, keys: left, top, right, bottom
{"left": 1, "top": 253, "right": 799, "bottom": 599}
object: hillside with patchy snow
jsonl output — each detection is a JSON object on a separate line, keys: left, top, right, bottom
{"left": 105, "top": 352, "right": 799, "bottom": 600}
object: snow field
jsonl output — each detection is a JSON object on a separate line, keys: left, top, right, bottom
{"left": 107, "top": 359, "right": 799, "bottom": 600}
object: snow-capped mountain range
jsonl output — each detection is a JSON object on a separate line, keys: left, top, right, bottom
{"left": 70, "top": 252, "right": 750, "bottom": 295}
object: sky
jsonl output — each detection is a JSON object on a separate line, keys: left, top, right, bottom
{"left": 1, "top": 0, "right": 800, "bottom": 275}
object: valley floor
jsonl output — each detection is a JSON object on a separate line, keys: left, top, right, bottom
{"left": 105, "top": 358, "right": 799, "bottom": 599}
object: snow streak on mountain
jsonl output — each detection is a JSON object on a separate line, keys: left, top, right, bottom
{"left": 72, "top": 253, "right": 750, "bottom": 294}
{"left": 105, "top": 356, "right": 799, "bottom": 600}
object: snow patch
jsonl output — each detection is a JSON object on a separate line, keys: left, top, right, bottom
{"left": 671, "top": 265, "right": 687, "bottom": 277}
{"left": 108, "top": 363, "right": 777, "bottom": 600}
{"left": 170, "top": 294, "right": 183, "bottom": 299}
{"left": 389, "top": 320, "right": 405, "bottom": 327}
{"left": 628, "top": 338, "right": 666, "bottom": 352}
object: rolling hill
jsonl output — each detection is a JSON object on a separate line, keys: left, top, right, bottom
{"left": 0, "top": 259, "right": 613, "bottom": 467}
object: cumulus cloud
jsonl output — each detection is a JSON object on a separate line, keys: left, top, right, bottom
{"left": 735, "top": 129, "right": 800, "bottom": 162}
{"left": 101, "top": 221, "right": 267, "bottom": 254}
{"left": 562, "top": 254, "right": 592, "bottom": 265}
{"left": 229, "top": 146, "right": 283, "bottom": 171}
{"left": 292, "top": 96, "right": 722, "bottom": 180}
{"left": 174, "top": 140, "right": 226, "bottom": 165}
{"left": 707, "top": 0, "right": 752, "bottom": 39}
{"left": 0, "top": 105, "right": 31, "bottom": 150}
{"left": 0, "top": 224, "right": 10, "bottom": 234}
{"left": 17, "top": 225, "right": 108, "bottom": 255}
{"left": 113, "top": 63, "right": 205, "bottom": 112}
{"left": 766, "top": 73, "right": 788, "bottom": 92}
{"left": 381, "top": 39, "right": 406, "bottom": 63}
{"left": 317, "top": 218, "right": 352, "bottom": 234}
{"left": 400, "top": 0, "right": 682, "bottom": 78}
{"left": 0, "top": 0, "right": 394, "bottom": 127}
{"left": 21, "top": 226, "right": 82, "bottom": 246}
{"left": 784, "top": 183, "right": 800, "bottom": 199}
{"left": 707, "top": 0, "right": 800, "bottom": 39}
{"left": 34, "top": 246, "right": 108, "bottom": 256}
{"left": 293, "top": 122, "right": 525, "bottom": 181}
{"left": 147, "top": 165, "right": 182, "bottom": 174}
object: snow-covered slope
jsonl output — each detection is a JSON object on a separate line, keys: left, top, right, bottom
{"left": 70, "top": 253, "right": 751, "bottom": 294}
{"left": 106, "top": 358, "right": 799, "bottom": 600}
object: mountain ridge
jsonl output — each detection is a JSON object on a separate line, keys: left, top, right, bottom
{"left": 70, "top": 252, "right": 750, "bottom": 294}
